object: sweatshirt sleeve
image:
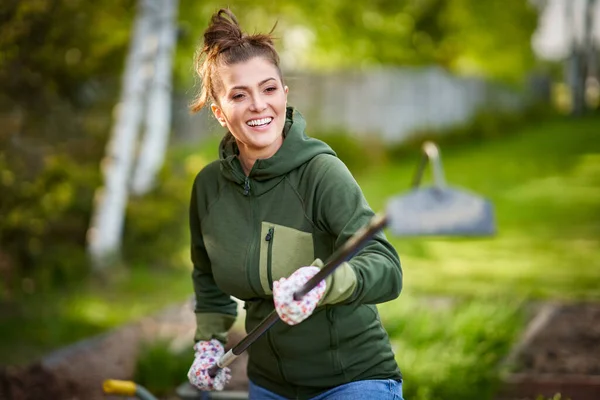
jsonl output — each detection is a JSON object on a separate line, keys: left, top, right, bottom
{"left": 190, "top": 175, "right": 237, "bottom": 344}
{"left": 312, "top": 155, "right": 402, "bottom": 306}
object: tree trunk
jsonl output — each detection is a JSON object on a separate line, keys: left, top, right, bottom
{"left": 131, "top": 0, "right": 179, "bottom": 196}
{"left": 87, "top": 0, "right": 156, "bottom": 269}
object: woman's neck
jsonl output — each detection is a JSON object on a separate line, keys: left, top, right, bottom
{"left": 238, "top": 154, "right": 256, "bottom": 176}
{"left": 236, "top": 136, "right": 283, "bottom": 176}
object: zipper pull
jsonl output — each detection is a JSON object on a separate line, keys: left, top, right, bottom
{"left": 265, "top": 227, "right": 274, "bottom": 241}
{"left": 243, "top": 177, "right": 250, "bottom": 196}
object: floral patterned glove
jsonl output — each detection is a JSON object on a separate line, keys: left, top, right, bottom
{"left": 273, "top": 266, "right": 326, "bottom": 325}
{"left": 187, "top": 339, "right": 231, "bottom": 391}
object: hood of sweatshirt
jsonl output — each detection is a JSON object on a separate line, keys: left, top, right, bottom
{"left": 218, "top": 107, "right": 336, "bottom": 195}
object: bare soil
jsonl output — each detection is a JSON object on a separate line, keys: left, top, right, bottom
{"left": 513, "top": 302, "right": 600, "bottom": 376}
{"left": 0, "top": 363, "right": 76, "bottom": 400}
{"left": 497, "top": 302, "right": 600, "bottom": 400}
{"left": 0, "top": 300, "right": 248, "bottom": 400}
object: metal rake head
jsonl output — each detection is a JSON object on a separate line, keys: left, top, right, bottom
{"left": 385, "top": 141, "right": 496, "bottom": 237}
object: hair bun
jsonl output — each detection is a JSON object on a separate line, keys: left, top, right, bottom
{"left": 190, "top": 8, "right": 281, "bottom": 113}
{"left": 203, "top": 9, "right": 245, "bottom": 56}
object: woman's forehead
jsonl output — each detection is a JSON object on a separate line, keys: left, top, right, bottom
{"left": 219, "top": 57, "right": 280, "bottom": 89}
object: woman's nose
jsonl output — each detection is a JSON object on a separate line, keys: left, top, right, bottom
{"left": 249, "top": 94, "right": 267, "bottom": 112}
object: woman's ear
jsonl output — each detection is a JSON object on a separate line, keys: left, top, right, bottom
{"left": 211, "top": 104, "right": 227, "bottom": 127}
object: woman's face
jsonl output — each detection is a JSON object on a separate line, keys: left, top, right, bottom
{"left": 211, "top": 56, "right": 288, "bottom": 159}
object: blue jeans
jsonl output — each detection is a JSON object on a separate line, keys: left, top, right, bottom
{"left": 248, "top": 379, "right": 404, "bottom": 400}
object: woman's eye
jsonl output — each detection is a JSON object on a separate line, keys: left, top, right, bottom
{"left": 265, "top": 86, "right": 277, "bottom": 93}
{"left": 232, "top": 93, "right": 245, "bottom": 100}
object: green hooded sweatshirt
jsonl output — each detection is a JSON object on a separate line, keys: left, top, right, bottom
{"left": 190, "top": 107, "right": 402, "bottom": 399}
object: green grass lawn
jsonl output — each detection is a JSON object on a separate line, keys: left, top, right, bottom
{"left": 2, "top": 114, "right": 598, "bottom": 400}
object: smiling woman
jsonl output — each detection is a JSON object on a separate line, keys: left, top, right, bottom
{"left": 210, "top": 58, "right": 289, "bottom": 174}
{"left": 185, "top": 8, "right": 404, "bottom": 400}
{"left": 190, "top": 9, "right": 288, "bottom": 176}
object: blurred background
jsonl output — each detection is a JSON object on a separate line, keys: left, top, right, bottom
{"left": 0, "top": 1, "right": 599, "bottom": 399}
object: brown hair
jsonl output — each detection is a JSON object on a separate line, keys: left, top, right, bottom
{"left": 190, "top": 9, "right": 282, "bottom": 113}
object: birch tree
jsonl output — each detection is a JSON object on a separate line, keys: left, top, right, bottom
{"left": 132, "top": 0, "right": 179, "bottom": 196}
{"left": 87, "top": 0, "right": 156, "bottom": 268}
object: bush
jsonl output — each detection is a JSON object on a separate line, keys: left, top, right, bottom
{"left": 0, "top": 152, "right": 99, "bottom": 299}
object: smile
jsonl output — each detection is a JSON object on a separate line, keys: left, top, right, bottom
{"left": 246, "top": 117, "right": 273, "bottom": 127}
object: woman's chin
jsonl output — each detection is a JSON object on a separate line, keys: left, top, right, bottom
{"left": 250, "top": 136, "right": 283, "bottom": 156}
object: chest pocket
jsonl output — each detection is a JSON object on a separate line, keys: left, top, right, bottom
{"left": 259, "top": 222, "right": 315, "bottom": 295}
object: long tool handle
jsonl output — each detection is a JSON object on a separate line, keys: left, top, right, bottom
{"left": 411, "top": 141, "right": 446, "bottom": 189}
{"left": 208, "top": 213, "right": 388, "bottom": 378}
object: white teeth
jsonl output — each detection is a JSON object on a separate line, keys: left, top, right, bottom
{"left": 247, "top": 117, "right": 272, "bottom": 127}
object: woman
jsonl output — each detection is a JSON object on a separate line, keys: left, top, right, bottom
{"left": 187, "top": 9, "right": 404, "bottom": 400}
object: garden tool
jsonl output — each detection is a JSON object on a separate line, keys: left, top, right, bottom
{"left": 386, "top": 141, "right": 496, "bottom": 236}
{"left": 208, "top": 141, "right": 496, "bottom": 378}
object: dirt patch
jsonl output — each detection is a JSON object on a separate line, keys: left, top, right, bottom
{"left": 514, "top": 303, "right": 600, "bottom": 375}
{"left": 0, "top": 363, "right": 76, "bottom": 400}
{"left": 0, "top": 300, "right": 248, "bottom": 399}
{"left": 498, "top": 302, "right": 600, "bottom": 400}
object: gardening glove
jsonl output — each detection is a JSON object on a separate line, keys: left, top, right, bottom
{"left": 273, "top": 266, "right": 326, "bottom": 325}
{"left": 187, "top": 339, "right": 231, "bottom": 391}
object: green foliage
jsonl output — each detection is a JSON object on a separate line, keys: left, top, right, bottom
{"left": 437, "top": 0, "right": 538, "bottom": 83}
{"left": 177, "top": 0, "right": 539, "bottom": 86}
{"left": 0, "top": 0, "right": 135, "bottom": 299}
{"left": 0, "top": 151, "right": 99, "bottom": 299}
{"left": 300, "top": 0, "right": 537, "bottom": 83}
{"left": 134, "top": 339, "right": 194, "bottom": 398}
{"left": 0, "top": 0, "right": 134, "bottom": 109}
{"left": 379, "top": 296, "right": 524, "bottom": 400}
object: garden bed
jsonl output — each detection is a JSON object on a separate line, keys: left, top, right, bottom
{"left": 498, "top": 302, "right": 600, "bottom": 400}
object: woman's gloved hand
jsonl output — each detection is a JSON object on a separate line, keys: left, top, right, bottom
{"left": 273, "top": 266, "right": 326, "bottom": 325}
{"left": 187, "top": 339, "right": 231, "bottom": 391}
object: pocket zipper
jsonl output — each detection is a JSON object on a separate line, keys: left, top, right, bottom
{"left": 266, "top": 227, "right": 275, "bottom": 290}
